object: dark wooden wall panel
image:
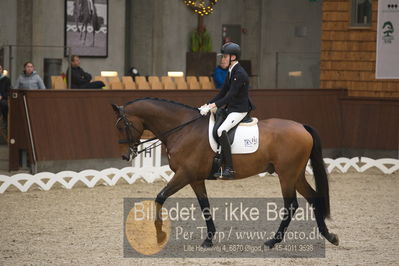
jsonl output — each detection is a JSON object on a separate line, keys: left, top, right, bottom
{"left": 341, "top": 97, "right": 399, "bottom": 149}
{"left": 9, "top": 91, "right": 33, "bottom": 170}
{"left": 9, "top": 89, "right": 398, "bottom": 171}
{"left": 250, "top": 89, "right": 344, "bottom": 148}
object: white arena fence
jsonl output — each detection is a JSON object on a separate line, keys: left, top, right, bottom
{"left": 0, "top": 158, "right": 397, "bottom": 194}
{"left": 0, "top": 140, "right": 397, "bottom": 193}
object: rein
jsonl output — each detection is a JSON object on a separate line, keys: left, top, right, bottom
{"left": 131, "top": 115, "right": 202, "bottom": 155}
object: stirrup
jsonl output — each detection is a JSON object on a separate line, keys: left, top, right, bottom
{"left": 213, "top": 167, "right": 223, "bottom": 179}
{"left": 218, "top": 168, "right": 235, "bottom": 180}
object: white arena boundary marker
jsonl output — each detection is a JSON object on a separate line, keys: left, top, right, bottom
{"left": 0, "top": 157, "right": 398, "bottom": 193}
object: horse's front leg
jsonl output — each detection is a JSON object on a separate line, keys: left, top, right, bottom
{"left": 154, "top": 170, "right": 191, "bottom": 243}
{"left": 190, "top": 181, "right": 216, "bottom": 248}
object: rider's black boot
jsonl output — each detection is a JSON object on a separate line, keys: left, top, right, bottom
{"left": 214, "top": 131, "right": 235, "bottom": 179}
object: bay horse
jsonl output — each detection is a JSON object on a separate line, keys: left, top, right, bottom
{"left": 73, "top": 0, "right": 98, "bottom": 46}
{"left": 112, "top": 98, "right": 339, "bottom": 249}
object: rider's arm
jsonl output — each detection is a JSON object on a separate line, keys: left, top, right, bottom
{"left": 213, "top": 71, "right": 245, "bottom": 108}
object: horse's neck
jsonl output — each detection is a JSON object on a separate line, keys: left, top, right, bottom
{"left": 144, "top": 110, "right": 196, "bottom": 136}
{"left": 131, "top": 102, "right": 197, "bottom": 139}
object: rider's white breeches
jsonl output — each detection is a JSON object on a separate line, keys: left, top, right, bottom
{"left": 217, "top": 112, "right": 248, "bottom": 137}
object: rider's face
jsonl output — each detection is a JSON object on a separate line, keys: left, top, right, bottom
{"left": 219, "top": 56, "right": 228, "bottom": 69}
{"left": 221, "top": 54, "right": 230, "bottom": 67}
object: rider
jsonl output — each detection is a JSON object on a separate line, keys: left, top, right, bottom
{"left": 199, "top": 42, "right": 255, "bottom": 179}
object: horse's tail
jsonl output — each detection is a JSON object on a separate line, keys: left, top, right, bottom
{"left": 303, "top": 125, "right": 330, "bottom": 219}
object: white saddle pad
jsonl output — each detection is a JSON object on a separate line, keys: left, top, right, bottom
{"left": 208, "top": 113, "right": 259, "bottom": 154}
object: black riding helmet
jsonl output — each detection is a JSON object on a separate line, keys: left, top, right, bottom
{"left": 221, "top": 42, "right": 241, "bottom": 60}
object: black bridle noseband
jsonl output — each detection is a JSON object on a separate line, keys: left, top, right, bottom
{"left": 115, "top": 106, "right": 202, "bottom": 162}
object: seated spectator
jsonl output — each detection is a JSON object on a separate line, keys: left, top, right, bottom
{"left": 66, "top": 55, "right": 105, "bottom": 89}
{"left": 14, "top": 62, "right": 46, "bottom": 89}
{"left": 0, "top": 64, "right": 11, "bottom": 123}
{"left": 213, "top": 58, "right": 228, "bottom": 89}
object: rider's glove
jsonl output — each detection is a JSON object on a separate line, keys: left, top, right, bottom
{"left": 198, "top": 105, "right": 211, "bottom": 116}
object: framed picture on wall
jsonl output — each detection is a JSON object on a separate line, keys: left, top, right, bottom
{"left": 64, "top": 0, "right": 108, "bottom": 57}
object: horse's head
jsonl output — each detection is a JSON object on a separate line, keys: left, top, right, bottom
{"left": 111, "top": 104, "right": 144, "bottom": 161}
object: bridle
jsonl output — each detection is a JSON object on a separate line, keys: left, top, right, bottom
{"left": 115, "top": 106, "right": 203, "bottom": 162}
{"left": 115, "top": 109, "right": 142, "bottom": 161}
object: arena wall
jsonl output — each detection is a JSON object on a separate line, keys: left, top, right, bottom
{"left": 9, "top": 89, "right": 398, "bottom": 171}
{"left": 0, "top": 0, "right": 17, "bottom": 48}
{"left": 1, "top": 0, "right": 126, "bottom": 81}
{"left": 320, "top": 0, "right": 399, "bottom": 97}
{"left": 1, "top": 0, "right": 323, "bottom": 89}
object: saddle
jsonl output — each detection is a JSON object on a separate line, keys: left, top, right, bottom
{"left": 207, "top": 109, "right": 259, "bottom": 180}
{"left": 212, "top": 108, "right": 253, "bottom": 145}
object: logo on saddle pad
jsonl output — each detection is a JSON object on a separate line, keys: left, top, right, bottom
{"left": 208, "top": 113, "right": 259, "bottom": 154}
{"left": 244, "top": 136, "right": 258, "bottom": 147}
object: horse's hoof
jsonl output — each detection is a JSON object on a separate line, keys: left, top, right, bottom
{"left": 264, "top": 239, "right": 277, "bottom": 249}
{"left": 328, "top": 233, "right": 339, "bottom": 246}
{"left": 156, "top": 231, "right": 167, "bottom": 244}
{"left": 201, "top": 239, "right": 213, "bottom": 248}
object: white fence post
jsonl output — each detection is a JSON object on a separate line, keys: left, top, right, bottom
{"left": 132, "top": 139, "right": 162, "bottom": 168}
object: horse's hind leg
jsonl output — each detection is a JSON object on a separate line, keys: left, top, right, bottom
{"left": 296, "top": 172, "right": 339, "bottom": 245}
{"left": 154, "top": 170, "right": 191, "bottom": 243}
{"left": 265, "top": 173, "right": 299, "bottom": 249}
{"left": 190, "top": 181, "right": 216, "bottom": 248}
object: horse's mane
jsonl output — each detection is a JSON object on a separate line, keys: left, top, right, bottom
{"left": 125, "top": 97, "right": 199, "bottom": 112}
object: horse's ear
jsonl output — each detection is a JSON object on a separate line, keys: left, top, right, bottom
{"left": 111, "top": 104, "right": 121, "bottom": 114}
